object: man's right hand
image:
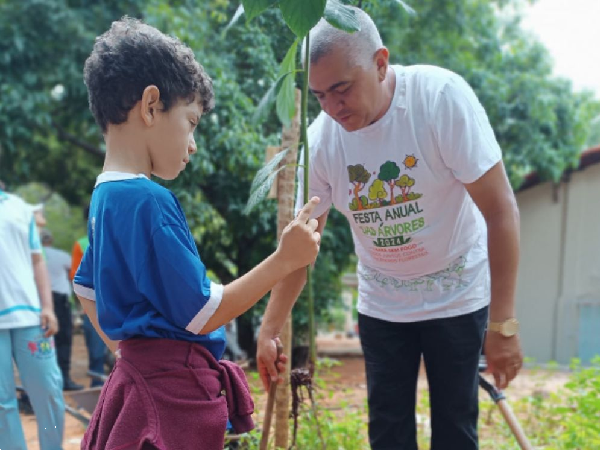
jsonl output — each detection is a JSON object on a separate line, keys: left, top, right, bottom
{"left": 277, "top": 197, "right": 321, "bottom": 271}
{"left": 257, "top": 336, "right": 288, "bottom": 391}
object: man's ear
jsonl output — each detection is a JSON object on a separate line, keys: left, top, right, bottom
{"left": 374, "top": 47, "right": 390, "bottom": 81}
{"left": 140, "top": 85, "right": 161, "bottom": 127}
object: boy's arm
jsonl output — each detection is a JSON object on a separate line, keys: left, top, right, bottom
{"left": 256, "top": 211, "right": 329, "bottom": 389}
{"left": 77, "top": 295, "right": 120, "bottom": 354}
{"left": 199, "top": 197, "right": 321, "bottom": 334}
{"left": 198, "top": 198, "right": 321, "bottom": 334}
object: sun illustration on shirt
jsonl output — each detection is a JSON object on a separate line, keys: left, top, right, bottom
{"left": 403, "top": 154, "right": 418, "bottom": 170}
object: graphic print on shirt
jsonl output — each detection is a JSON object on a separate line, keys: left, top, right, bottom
{"left": 348, "top": 156, "right": 428, "bottom": 265}
{"left": 358, "top": 255, "right": 469, "bottom": 293}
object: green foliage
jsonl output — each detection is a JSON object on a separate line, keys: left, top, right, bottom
{"left": 239, "top": 359, "right": 368, "bottom": 449}
{"left": 275, "top": 38, "right": 300, "bottom": 126}
{"left": 241, "top": 0, "right": 277, "bottom": 22}
{"left": 0, "top": 0, "right": 144, "bottom": 204}
{"left": 278, "top": 0, "right": 327, "bottom": 37}
{"left": 3, "top": 0, "right": 598, "bottom": 355}
{"left": 14, "top": 182, "right": 86, "bottom": 252}
{"left": 244, "top": 146, "right": 293, "bottom": 214}
{"left": 240, "top": 356, "right": 600, "bottom": 449}
{"left": 323, "top": 0, "right": 361, "bottom": 33}
{"left": 587, "top": 115, "right": 600, "bottom": 148}
{"left": 551, "top": 358, "right": 600, "bottom": 449}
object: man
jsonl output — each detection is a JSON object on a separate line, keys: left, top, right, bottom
{"left": 41, "top": 229, "right": 84, "bottom": 391}
{"left": 0, "top": 186, "right": 65, "bottom": 449}
{"left": 258, "top": 7, "right": 522, "bottom": 450}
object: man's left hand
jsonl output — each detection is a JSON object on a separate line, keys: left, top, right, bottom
{"left": 484, "top": 331, "right": 523, "bottom": 390}
{"left": 40, "top": 308, "right": 59, "bottom": 338}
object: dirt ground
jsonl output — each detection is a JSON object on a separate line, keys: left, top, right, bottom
{"left": 18, "top": 333, "right": 570, "bottom": 450}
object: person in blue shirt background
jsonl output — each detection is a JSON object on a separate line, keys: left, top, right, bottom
{"left": 73, "top": 17, "right": 321, "bottom": 450}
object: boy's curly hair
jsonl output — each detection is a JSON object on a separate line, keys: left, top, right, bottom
{"left": 84, "top": 17, "right": 214, "bottom": 133}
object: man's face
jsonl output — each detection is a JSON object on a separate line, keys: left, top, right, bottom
{"left": 149, "top": 98, "right": 202, "bottom": 180}
{"left": 309, "top": 47, "right": 384, "bottom": 132}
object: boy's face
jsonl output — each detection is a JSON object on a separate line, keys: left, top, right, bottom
{"left": 149, "top": 98, "right": 202, "bottom": 180}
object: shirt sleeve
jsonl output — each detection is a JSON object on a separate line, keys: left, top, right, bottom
{"left": 432, "top": 73, "right": 502, "bottom": 184}
{"left": 28, "top": 217, "right": 42, "bottom": 254}
{"left": 136, "top": 224, "right": 223, "bottom": 335}
{"left": 73, "top": 246, "right": 95, "bottom": 301}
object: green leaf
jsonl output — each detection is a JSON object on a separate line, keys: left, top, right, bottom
{"left": 279, "top": 0, "right": 327, "bottom": 37}
{"left": 252, "top": 39, "right": 300, "bottom": 125}
{"left": 324, "top": 0, "right": 360, "bottom": 33}
{"left": 240, "top": 0, "right": 278, "bottom": 22}
{"left": 276, "top": 72, "right": 296, "bottom": 126}
{"left": 275, "top": 38, "right": 299, "bottom": 126}
{"left": 252, "top": 71, "right": 294, "bottom": 124}
{"left": 391, "top": 0, "right": 417, "bottom": 16}
{"left": 244, "top": 168, "right": 281, "bottom": 215}
{"left": 222, "top": 4, "right": 245, "bottom": 35}
{"left": 248, "top": 146, "right": 292, "bottom": 196}
{"left": 244, "top": 148, "right": 293, "bottom": 215}
{"left": 278, "top": 37, "right": 300, "bottom": 77}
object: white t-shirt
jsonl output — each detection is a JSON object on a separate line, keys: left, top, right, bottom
{"left": 44, "top": 246, "right": 72, "bottom": 295}
{"left": 0, "top": 191, "right": 43, "bottom": 329}
{"left": 296, "top": 65, "right": 502, "bottom": 322}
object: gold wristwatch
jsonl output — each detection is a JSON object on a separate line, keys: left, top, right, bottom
{"left": 488, "top": 318, "right": 519, "bottom": 337}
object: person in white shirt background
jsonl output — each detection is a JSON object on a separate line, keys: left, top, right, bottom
{"left": 41, "top": 229, "right": 84, "bottom": 391}
{"left": 0, "top": 185, "right": 65, "bottom": 450}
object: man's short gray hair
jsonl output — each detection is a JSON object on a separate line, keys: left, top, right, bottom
{"left": 302, "top": 7, "right": 383, "bottom": 69}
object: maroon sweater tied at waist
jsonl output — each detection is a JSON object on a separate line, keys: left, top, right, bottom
{"left": 81, "top": 338, "right": 254, "bottom": 450}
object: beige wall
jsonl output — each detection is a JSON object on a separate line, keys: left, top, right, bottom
{"left": 515, "top": 163, "right": 600, "bottom": 364}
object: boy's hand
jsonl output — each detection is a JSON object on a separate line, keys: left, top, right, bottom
{"left": 277, "top": 197, "right": 321, "bottom": 271}
{"left": 257, "top": 336, "right": 288, "bottom": 391}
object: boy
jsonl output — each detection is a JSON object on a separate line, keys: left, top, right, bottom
{"left": 73, "top": 17, "right": 320, "bottom": 450}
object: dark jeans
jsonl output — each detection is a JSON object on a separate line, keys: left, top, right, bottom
{"left": 358, "top": 306, "right": 488, "bottom": 450}
{"left": 53, "top": 292, "right": 73, "bottom": 382}
{"left": 82, "top": 314, "right": 107, "bottom": 387}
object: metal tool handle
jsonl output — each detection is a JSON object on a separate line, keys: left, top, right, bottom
{"left": 479, "top": 374, "right": 533, "bottom": 450}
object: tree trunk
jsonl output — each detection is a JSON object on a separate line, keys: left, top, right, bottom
{"left": 354, "top": 184, "right": 364, "bottom": 210}
{"left": 389, "top": 182, "right": 396, "bottom": 205}
{"left": 274, "top": 89, "right": 301, "bottom": 449}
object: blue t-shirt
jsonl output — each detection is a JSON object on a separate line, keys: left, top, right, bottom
{"left": 73, "top": 172, "right": 226, "bottom": 359}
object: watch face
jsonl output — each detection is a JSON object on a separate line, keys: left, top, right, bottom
{"left": 502, "top": 319, "right": 519, "bottom": 337}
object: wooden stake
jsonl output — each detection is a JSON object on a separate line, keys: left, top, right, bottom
{"left": 260, "top": 342, "right": 283, "bottom": 450}
{"left": 273, "top": 89, "right": 301, "bottom": 449}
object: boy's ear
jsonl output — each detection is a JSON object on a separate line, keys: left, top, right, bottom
{"left": 140, "top": 85, "right": 161, "bottom": 127}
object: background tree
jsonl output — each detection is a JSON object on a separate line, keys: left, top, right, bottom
{"left": 1, "top": 0, "right": 598, "bottom": 358}
{"left": 0, "top": 0, "right": 354, "bottom": 356}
